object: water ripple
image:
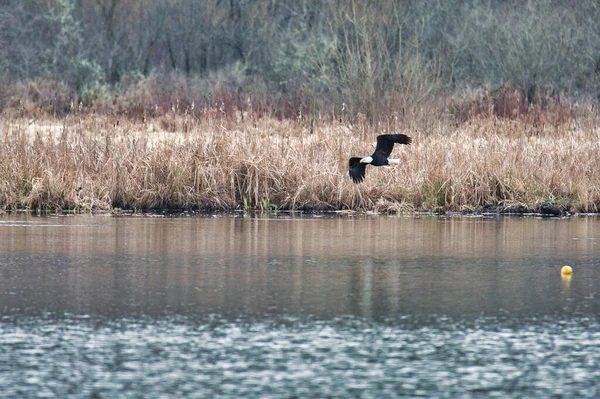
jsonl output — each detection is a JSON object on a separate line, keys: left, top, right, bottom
{"left": 1, "top": 316, "right": 599, "bottom": 398}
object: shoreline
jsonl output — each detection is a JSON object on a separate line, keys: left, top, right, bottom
{"left": 1, "top": 204, "right": 597, "bottom": 218}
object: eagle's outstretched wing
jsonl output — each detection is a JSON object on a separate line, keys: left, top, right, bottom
{"left": 349, "top": 157, "right": 367, "bottom": 183}
{"left": 373, "top": 134, "right": 412, "bottom": 159}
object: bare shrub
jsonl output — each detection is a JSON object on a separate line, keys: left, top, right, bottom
{"left": 448, "top": 84, "right": 578, "bottom": 128}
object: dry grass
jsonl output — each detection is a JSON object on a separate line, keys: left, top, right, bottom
{"left": 1, "top": 109, "right": 599, "bottom": 213}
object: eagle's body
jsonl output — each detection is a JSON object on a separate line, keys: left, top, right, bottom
{"left": 349, "top": 134, "right": 412, "bottom": 183}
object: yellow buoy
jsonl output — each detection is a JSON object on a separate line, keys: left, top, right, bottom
{"left": 561, "top": 265, "right": 573, "bottom": 275}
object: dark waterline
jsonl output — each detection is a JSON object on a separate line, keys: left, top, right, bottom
{"left": 1, "top": 214, "right": 600, "bottom": 398}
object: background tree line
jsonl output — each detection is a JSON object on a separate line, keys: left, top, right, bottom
{"left": 1, "top": 0, "right": 600, "bottom": 122}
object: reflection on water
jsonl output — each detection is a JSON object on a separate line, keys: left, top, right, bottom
{"left": 1, "top": 214, "right": 599, "bottom": 319}
{"left": 2, "top": 214, "right": 600, "bottom": 398}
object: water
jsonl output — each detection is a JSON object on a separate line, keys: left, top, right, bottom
{"left": 1, "top": 213, "right": 600, "bottom": 398}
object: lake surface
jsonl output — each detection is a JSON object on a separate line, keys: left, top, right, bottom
{"left": 1, "top": 213, "right": 599, "bottom": 398}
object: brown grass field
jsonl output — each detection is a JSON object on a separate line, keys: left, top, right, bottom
{"left": 1, "top": 100, "right": 600, "bottom": 214}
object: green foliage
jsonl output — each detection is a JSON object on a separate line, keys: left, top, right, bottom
{"left": 44, "top": 0, "right": 105, "bottom": 90}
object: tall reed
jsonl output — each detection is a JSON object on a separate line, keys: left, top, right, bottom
{"left": 1, "top": 111, "right": 599, "bottom": 213}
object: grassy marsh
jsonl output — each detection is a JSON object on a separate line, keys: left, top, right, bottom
{"left": 1, "top": 105, "right": 599, "bottom": 213}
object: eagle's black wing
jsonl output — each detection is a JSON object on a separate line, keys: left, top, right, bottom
{"left": 373, "top": 134, "right": 412, "bottom": 159}
{"left": 349, "top": 157, "right": 367, "bottom": 183}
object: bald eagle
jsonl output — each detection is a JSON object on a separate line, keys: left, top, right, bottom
{"left": 349, "top": 134, "right": 412, "bottom": 183}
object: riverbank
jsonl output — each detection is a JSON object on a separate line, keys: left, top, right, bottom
{"left": 1, "top": 110, "right": 599, "bottom": 213}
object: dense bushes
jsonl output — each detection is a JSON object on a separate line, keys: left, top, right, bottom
{"left": 2, "top": 0, "right": 600, "bottom": 123}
